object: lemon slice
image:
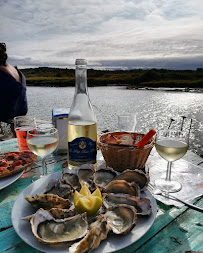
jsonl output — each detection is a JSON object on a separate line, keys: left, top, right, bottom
{"left": 79, "top": 185, "right": 91, "bottom": 196}
{"left": 74, "top": 186, "right": 102, "bottom": 216}
{"left": 75, "top": 195, "right": 102, "bottom": 216}
{"left": 92, "top": 188, "right": 102, "bottom": 199}
{"left": 73, "top": 190, "right": 83, "bottom": 205}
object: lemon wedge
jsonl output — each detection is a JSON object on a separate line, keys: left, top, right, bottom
{"left": 74, "top": 185, "right": 102, "bottom": 216}
{"left": 92, "top": 188, "right": 102, "bottom": 199}
{"left": 75, "top": 195, "right": 102, "bottom": 216}
{"left": 73, "top": 190, "right": 83, "bottom": 205}
{"left": 79, "top": 184, "right": 91, "bottom": 196}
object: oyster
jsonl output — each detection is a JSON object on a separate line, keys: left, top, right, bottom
{"left": 77, "top": 164, "right": 95, "bottom": 190}
{"left": 104, "top": 204, "right": 137, "bottom": 234}
{"left": 61, "top": 167, "right": 81, "bottom": 190}
{"left": 49, "top": 208, "right": 77, "bottom": 219}
{"left": 42, "top": 178, "right": 73, "bottom": 199}
{"left": 113, "top": 169, "right": 148, "bottom": 189}
{"left": 104, "top": 180, "right": 140, "bottom": 196}
{"left": 94, "top": 166, "right": 117, "bottom": 189}
{"left": 69, "top": 216, "right": 110, "bottom": 253}
{"left": 21, "top": 208, "right": 77, "bottom": 221}
{"left": 102, "top": 193, "right": 152, "bottom": 215}
{"left": 25, "top": 194, "right": 71, "bottom": 210}
{"left": 26, "top": 208, "right": 88, "bottom": 244}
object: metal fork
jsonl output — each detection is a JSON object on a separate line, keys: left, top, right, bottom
{"left": 148, "top": 182, "right": 203, "bottom": 212}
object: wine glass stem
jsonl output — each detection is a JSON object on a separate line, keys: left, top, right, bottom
{"left": 165, "top": 161, "right": 172, "bottom": 181}
{"left": 42, "top": 157, "right": 47, "bottom": 176}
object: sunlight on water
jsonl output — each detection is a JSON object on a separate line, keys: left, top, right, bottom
{"left": 27, "top": 87, "right": 203, "bottom": 157}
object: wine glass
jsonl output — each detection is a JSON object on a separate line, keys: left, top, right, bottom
{"left": 118, "top": 114, "right": 137, "bottom": 132}
{"left": 27, "top": 128, "right": 59, "bottom": 181}
{"left": 36, "top": 122, "right": 56, "bottom": 161}
{"left": 14, "top": 116, "right": 36, "bottom": 151}
{"left": 154, "top": 129, "right": 189, "bottom": 193}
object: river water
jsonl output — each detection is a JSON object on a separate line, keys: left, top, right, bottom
{"left": 26, "top": 86, "right": 203, "bottom": 157}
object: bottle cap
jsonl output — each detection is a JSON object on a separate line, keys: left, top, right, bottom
{"left": 75, "top": 59, "right": 87, "bottom": 65}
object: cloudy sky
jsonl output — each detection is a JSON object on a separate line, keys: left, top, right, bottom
{"left": 1, "top": 0, "right": 203, "bottom": 69}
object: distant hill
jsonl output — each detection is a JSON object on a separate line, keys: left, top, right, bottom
{"left": 20, "top": 67, "right": 203, "bottom": 89}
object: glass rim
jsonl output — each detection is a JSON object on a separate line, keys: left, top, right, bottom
{"left": 27, "top": 127, "right": 58, "bottom": 136}
{"left": 155, "top": 130, "right": 189, "bottom": 136}
{"left": 14, "top": 115, "right": 36, "bottom": 120}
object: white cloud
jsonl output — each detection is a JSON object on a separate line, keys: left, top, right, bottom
{"left": 0, "top": 0, "right": 203, "bottom": 68}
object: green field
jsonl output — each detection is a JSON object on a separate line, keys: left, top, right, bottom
{"left": 21, "top": 67, "right": 203, "bottom": 89}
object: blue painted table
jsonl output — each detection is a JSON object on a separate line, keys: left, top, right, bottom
{"left": 0, "top": 139, "right": 202, "bottom": 253}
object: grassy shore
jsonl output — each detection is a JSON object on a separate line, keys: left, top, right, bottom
{"left": 21, "top": 67, "right": 203, "bottom": 89}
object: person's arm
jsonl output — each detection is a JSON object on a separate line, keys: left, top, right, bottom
{"left": 0, "top": 71, "right": 23, "bottom": 121}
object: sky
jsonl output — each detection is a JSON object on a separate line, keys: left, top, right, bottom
{"left": 1, "top": 0, "right": 203, "bottom": 70}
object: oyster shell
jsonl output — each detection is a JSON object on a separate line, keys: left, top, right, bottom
{"left": 102, "top": 193, "right": 152, "bottom": 215}
{"left": 25, "top": 194, "right": 71, "bottom": 210}
{"left": 77, "top": 164, "right": 95, "bottom": 190}
{"left": 21, "top": 208, "right": 77, "bottom": 221}
{"left": 104, "top": 204, "right": 137, "bottom": 234}
{"left": 61, "top": 168, "right": 81, "bottom": 190}
{"left": 94, "top": 166, "right": 117, "bottom": 189}
{"left": 27, "top": 208, "right": 88, "bottom": 244}
{"left": 49, "top": 208, "right": 77, "bottom": 219}
{"left": 69, "top": 216, "right": 110, "bottom": 253}
{"left": 113, "top": 169, "right": 148, "bottom": 189}
{"left": 42, "top": 178, "right": 73, "bottom": 199}
{"left": 104, "top": 180, "right": 140, "bottom": 196}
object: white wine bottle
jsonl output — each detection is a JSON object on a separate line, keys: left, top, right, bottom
{"left": 67, "top": 59, "right": 97, "bottom": 168}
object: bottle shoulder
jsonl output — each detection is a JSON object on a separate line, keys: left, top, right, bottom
{"left": 68, "top": 94, "right": 97, "bottom": 122}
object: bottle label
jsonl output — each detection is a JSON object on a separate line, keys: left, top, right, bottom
{"left": 68, "top": 137, "right": 97, "bottom": 163}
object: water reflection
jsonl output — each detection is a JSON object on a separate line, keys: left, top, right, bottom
{"left": 27, "top": 87, "right": 203, "bottom": 157}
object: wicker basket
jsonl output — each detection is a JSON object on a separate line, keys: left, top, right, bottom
{"left": 98, "top": 132, "right": 155, "bottom": 172}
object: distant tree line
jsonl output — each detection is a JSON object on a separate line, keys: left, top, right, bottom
{"left": 21, "top": 67, "right": 203, "bottom": 89}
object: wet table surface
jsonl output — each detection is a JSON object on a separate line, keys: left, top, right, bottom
{"left": 0, "top": 138, "right": 203, "bottom": 253}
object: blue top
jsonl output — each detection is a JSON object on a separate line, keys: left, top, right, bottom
{"left": 0, "top": 68, "right": 28, "bottom": 121}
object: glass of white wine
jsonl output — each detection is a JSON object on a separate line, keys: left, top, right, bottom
{"left": 154, "top": 129, "right": 189, "bottom": 193}
{"left": 27, "top": 128, "right": 59, "bottom": 181}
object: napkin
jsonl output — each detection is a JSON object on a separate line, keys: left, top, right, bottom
{"left": 147, "top": 151, "right": 203, "bottom": 208}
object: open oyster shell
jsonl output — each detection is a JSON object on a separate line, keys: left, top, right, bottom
{"left": 61, "top": 168, "right": 81, "bottom": 190}
{"left": 61, "top": 164, "right": 95, "bottom": 191}
{"left": 42, "top": 178, "right": 73, "bottom": 199}
{"left": 25, "top": 194, "right": 72, "bottom": 210}
{"left": 102, "top": 193, "right": 152, "bottom": 215}
{"left": 113, "top": 169, "right": 149, "bottom": 189}
{"left": 26, "top": 208, "right": 88, "bottom": 244}
{"left": 104, "top": 180, "right": 140, "bottom": 196}
{"left": 104, "top": 204, "right": 137, "bottom": 234}
{"left": 77, "top": 164, "right": 95, "bottom": 190}
{"left": 94, "top": 166, "right": 118, "bottom": 189}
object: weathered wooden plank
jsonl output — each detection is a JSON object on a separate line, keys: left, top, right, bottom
{"left": 0, "top": 139, "right": 19, "bottom": 153}
{"left": 5, "top": 243, "right": 39, "bottom": 253}
{"left": 0, "top": 200, "right": 14, "bottom": 229}
{"left": 134, "top": 197, "right": 203, "bottom": 253}
{"left": 0, "top": 226, "right": 39, "bottom": 253}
